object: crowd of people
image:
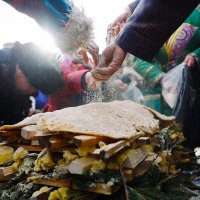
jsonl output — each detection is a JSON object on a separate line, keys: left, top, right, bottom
{"left": 1, "top": 0, "right": 200, "bottom": 148}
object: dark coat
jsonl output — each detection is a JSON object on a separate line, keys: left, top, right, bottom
{"left": 117, "top": 0, "right": 199, "bottom": 61}
{"left": 0, "top": 48, "right": 31, "bottom": 125}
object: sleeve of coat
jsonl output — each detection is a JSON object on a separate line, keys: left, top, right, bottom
{"left": 3, "top": 0, "right": 72, "bottom": 31}
{"left": 128, "top": 0, "right": 141, "bottom": 13}
{"left": 116, "top": 0, "right": 199, "bottom": 62}
{"left": 61, "top": 61, "right": 89, "bottom": 95}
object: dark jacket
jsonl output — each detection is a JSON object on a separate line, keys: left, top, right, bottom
{"left": 0, "top": 48, "right": 31, "bottom": 125}
{"left": 116, "top": 0, "right": 199, "bottom": 61}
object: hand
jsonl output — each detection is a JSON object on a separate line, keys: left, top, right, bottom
{"left": 91, "top": 43, "right": 127, "bottom": 81}
{"left": 82, "top": 40, "right": 99, "bottom": 66}
{"left": 107, "top": 11, "right": 131, "bottom": 33}
{"left": 107, "top": 22, "right": 125, "bottom": 44}
{"left": 184, "top": 54, "right": 196, "bottom": 68}
{"left": 85, "top": 72, "right": 101, "bottom": 90}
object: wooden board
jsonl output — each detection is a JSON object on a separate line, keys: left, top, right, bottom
{"left": 135, "top": 137, "right": 151, "bottom": 145}
{"left": 38, "top": 135, "right": 68, "bottom": 149}
{"left": 73, "top": 135, "right": 100, "bottom": 147}
{"left": 33, "top": 178, "right": 70, "bottom": 188}
{"left": 0, "top": 172, "right": 15, "bottom": 181}
{"left": 123, "top": 148, "right": 147, "bottom": 169}
{"left": 0, "top": 166, "right": 15, "bottom": 176}
{"left": 21, "top": 125, "right": 38, "bottom": 140}
{"left": 68, "top": 157, "right": 97, "bottom": 175}
{"left": 30, "top": 187, "right": 53, "bottom": 200}
{"left": 34, "top": 177, "right": 118, "bottom": 196}
{"left": 0, "top": 130, "right": 21, "bottom": 137}
{"left": 92, "top": 140, "right": 127, "bottom": 159}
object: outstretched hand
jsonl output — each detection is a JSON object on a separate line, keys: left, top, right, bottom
{"left": 91, "top": 43, "right": 127, "bottom": 81}
{"left": 81, "top": 40, "right": 99, "bottom": 66}
{"left": 85, "top": 71, "right": 101, "bottom": 90}
{"left": 107, "top": 11, "right": 131, "bottom": 33}
{"left": 184, "top": 54, "right": 196, "bottom": 69}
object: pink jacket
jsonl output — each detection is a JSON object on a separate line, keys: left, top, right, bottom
{"left": 44, "top": 58, "right": 89, "bottom": 112}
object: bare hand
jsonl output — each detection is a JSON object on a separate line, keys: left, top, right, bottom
{"left": 91, "top": 43, "right": 127, "bottom": 81}
{"left": 82, "top": 40, "right": 99, "bottom": 66}
{"left": 107, "top": 11, "right": 131, "bottom": 32}
{"left": 184, "top": 54, "right": 196, "bottom": 68}
{"left": 107, "top": 22, "right": 125, "bottom": 44}
{"left": 85, "top": 72, "right": 101, "bottom": 90}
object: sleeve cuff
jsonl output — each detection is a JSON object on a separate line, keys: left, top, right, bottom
{"left": 81, "top": 71, "right": 88, "bottom": 90}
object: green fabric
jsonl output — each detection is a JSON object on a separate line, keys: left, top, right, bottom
{"left": 132, "top": 57, "right": 164, "bottom": 86}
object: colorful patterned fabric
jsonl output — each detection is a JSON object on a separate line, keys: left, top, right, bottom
{"left": 165, "top": 24, "right": 198, "bottom": 70}
{"left": 117, "top": 0, "right": 199, "bottom": 62}
{"left": 132, "top": 6, "right": 200, "bottom": 115}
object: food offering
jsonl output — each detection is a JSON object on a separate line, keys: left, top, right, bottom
{"left": 0, "top": 101, "right": 195, "bottom": 200}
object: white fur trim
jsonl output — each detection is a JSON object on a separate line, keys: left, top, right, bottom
{"left": 57, "top": 6, "right": 94, "bottom": 54}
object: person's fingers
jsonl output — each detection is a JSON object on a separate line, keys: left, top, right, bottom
{"left": 89, "top": 49, "right": 99, "bottom": 66}
{"left": 91, "top": 69, "right": 111, "bottom": 81}
{"left": 93, "top": 45, "right": 126, "bottom": 81}
{"left": 120, "top": 21, "right": 125, "bottom": 30}
{"left": 114, "top": 24, "right": 120, "bottom": 37}
{"left": 83, "top": 41, "right": 99, "bottom": 66}
{"left": 79, "top": 50, "right": 89, "bottom": 64}
{"left": 97, "top": 54, "right": 107, "bottom": 68}
{"left": 105, "top": 44, "right": 127, "bottom": 73}
{"left": 107, "top": 11, "right": 129, "bottom": 33}
{"left": 85, "top": 72, "right": 101, "bottom": 90}
{"left": 107, "top": 22, "right": 116, "bottom": 33}
{"left": 184, "top": 55, "right": 190, "bottom": 65}
{"left": 98, "top": 43, "right": 116, "bottom": 67}
{"left": 184, "top": 55, "right": 195, "bottom": 68}
{"left": 93, "top": 66, "right": 119, "bottom": 77}
{"left": 189, "top": 58, "right": 195, "bottom": 68}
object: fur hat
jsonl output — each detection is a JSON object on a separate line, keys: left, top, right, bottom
{"left": 55, "top": 5, "right": 94, "bottom": 54}
{"left": 5, "top": 0, "right": 94, "bottom": 55}
{"left": 10, "top": 42, "right": 64, "bottom": 95}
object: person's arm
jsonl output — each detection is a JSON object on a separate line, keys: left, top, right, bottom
{"left": 60, "top": 61, "right": 89, "bottom": 95}
{"left": 107, "top": 0, "right": 141, "bottom": 32}
{"left": 128, "top": 0, "right": 141, "bottom": 13}
{"left": 3, "top": 0, "right": 72, "bottom": 30}
{"left": 116, "top": 0, "right": 199, "bottom": 62}
{"left": 92, "top": 0, "right": 199, "bottom": 81}
{"left": 189, "top": 48, "right": 200, "bottom": 68}
{"left": 184, "top": 49, "right": 200, "bottom": 69}
{"left": 60, "top": 58, "right": 100, "bottom": 95}
{"left": 3, "top": 0, "right": 99, "bottom": 63}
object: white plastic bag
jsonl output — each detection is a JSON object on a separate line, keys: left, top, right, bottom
{"left": 121, "top": 82, "right": 144, "bottom": 104}
{"left": 161, "top": 62, "right": 185, "bottom": 108}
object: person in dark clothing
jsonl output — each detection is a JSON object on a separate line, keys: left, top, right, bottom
{"left": 92, "top": 0, "right": 199, "bottom": 81}
{"left": 0, "top": 42, "right": 97, "bottom": 125}
{"left": 0, "top": 46, "right": 35, "bottom": 125}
